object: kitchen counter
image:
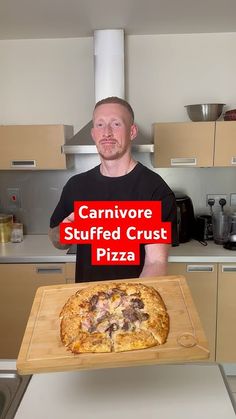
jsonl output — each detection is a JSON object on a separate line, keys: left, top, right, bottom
{"left": 0, "top": 235, "right": 75, "bottom": 263}
{"left": 0, "top": 360, "right": 16, "bottom": 370}
{"left": 14, "top": 363, "right": 235, "bottom": 419}
{"left": 0, "top": 235, "right": 236, "bottom": 263}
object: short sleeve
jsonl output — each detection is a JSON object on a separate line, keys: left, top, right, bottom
{"left": 152, "top": 189, "right": 178, "bottom": 246}
{"left": 49, "top": 183, "right": 74, "bottom": 228}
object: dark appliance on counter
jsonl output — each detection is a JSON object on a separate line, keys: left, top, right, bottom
{"left": 224, "top": 212, "right": 236, "bottom": 250}
{"left": 174, "top": 192, "right": 196, "bottom": 244}
{"left": 194, "top": 215, "right": 214, "bottom": 241}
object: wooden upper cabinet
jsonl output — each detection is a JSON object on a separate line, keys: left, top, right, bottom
{"left": 214, "top": 121, "right": 236, "bottom": 167}
{"left": 153, "top": 122, "right": 215, "bottom": 168}
{"left": 0, "top": 124, "right": 73, "bottom": 170}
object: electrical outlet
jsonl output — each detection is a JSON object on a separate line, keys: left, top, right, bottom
{"left": 7, "top": 188, "right": 21, "bottom": 209}
{"left": 206, "top": 194, "right": 228, "bottom": 207}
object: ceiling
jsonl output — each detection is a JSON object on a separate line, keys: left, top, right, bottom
{"left": 1, "top": 0, "right": 236, "bottom": 40}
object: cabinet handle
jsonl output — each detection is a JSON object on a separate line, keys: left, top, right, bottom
{"left": 36, "top": 266, "right": 63, "bottom": 274}
{"left": 11, "top": 160, "right": 36, "bottom": 168}
{"left": 222, "top": 265, "right": 236, "bottom": 272}
{"left": 171, "top": 158, "right": 197, "bottom": 166}
{"left": 187, "top": 265, "right": 214, "bottom": 272}
{"left": 231, "top": 157, "right": 236, "bottom": 165}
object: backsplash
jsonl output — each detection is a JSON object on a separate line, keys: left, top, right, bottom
{"left": 0, "top": 153, "right": 236, "bottom": 234}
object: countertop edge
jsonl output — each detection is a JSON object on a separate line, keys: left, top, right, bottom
{"left": 2, "top": 255, "right": 236, "bottom": 263}
{"left": 1, "top": 236, "right": 236, "bottom": 263}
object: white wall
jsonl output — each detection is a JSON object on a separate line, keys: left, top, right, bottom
{"left": 1, "top": 33, "right": 236, "bottom": 133}
{"left": 127, "top": 32, "right": 236, "bottom": 138}
{"left": 1, "top": 33, "right": 236, "bottom": 231}
{"left": 0, "top": 37, "right": 94, "bottom": 130}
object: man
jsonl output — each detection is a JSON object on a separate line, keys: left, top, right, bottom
{"left": 49, "top": 96, "right": 177, "bottom": 282}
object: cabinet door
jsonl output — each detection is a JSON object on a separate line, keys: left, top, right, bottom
{"left": 65, "top": 263, "right": 76, "bottom": 283}
{"left": 214, "top": 121, "right": 236, "bottom": 167}
{"left": 0, "top": 125, "right": 73, "bottom": 170}
{"left": 153, "top": 122, "right": 215, "bottom": 167}
{"left": 0, "top": 263, "right": 65, "bottom": 358}
{"left": 216, "top": 263, "right": 236, "bottom": 362}
{"left": 167, "top": 262, "right": 217, "bottom": 361}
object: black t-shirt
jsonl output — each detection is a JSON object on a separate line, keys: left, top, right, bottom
{"left": 50, "top": 162, "right": 177, "bottom": 282}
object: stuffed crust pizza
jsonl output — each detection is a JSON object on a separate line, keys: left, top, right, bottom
{"left": 60, "top": 282, "right": 169, "bottom": 354}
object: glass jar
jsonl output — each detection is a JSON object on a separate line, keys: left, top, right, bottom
{"left": 0, "top": 214, "right": 13, "bottom": 243}
{"left": 11, "top": 223, "right": 24, "bottom": 243}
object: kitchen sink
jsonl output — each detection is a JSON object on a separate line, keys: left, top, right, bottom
{"left": 0, "top": 371, "right": 31, "bottom": 419}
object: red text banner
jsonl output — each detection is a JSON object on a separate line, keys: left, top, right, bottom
{"left": 60, "top": 201, "right": 172, "bottom": 265}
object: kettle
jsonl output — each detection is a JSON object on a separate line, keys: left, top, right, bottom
{"left": 174, "top": 192, "right": 196, "bottom": 243}
{"left": 224, "top": 212, "right": 236, "bottom": 250}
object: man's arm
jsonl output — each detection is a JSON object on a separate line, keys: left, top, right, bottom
{"left": 139, "top": 243, "right": 170, "bottom": 277}
{"left": 48, "top": 212, "right": 74, "bottom": 250}
{"left": 48, "top": 226, "right": 70, "bottom": 250}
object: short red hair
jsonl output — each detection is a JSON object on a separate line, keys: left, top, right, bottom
{"left": 94, "top": 96, "right": 134, "bottom": 123}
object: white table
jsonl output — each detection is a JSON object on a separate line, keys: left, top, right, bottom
{"left": 15, "top": 363, "right": 236, "bottom": 419}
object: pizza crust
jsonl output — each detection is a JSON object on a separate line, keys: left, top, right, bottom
{"left": 60, "top": 282, "right": 169, "bottom": 354}
{"left": 113, "top": 330, "right": 157, "bottom": 352}
{"left": 70, "top": 332, "right": 112, "bottom": 353}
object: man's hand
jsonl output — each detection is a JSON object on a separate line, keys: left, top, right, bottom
{"left": 62, "top": 212, "right": 75, "bottom": 223}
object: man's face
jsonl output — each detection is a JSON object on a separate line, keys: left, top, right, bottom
{"left": 91, "top": 103, "right": 138, "bottom": 160}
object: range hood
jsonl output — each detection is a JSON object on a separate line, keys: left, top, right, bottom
{"left": 62, "top": 29, "right": 154, "bottom": 155}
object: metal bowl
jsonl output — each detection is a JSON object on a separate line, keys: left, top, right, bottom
{"left": 185, "top": 104, "right": 226, "bottom": 122}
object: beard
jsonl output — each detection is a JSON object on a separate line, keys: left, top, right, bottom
{"left": 97, "top": 140, "right": 130, "bottom": 161}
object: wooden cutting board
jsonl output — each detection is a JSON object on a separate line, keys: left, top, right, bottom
{"left": 17, "top": 276, "right": 209, "bottom": 375}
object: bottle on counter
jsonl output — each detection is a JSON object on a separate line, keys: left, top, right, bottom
{"left": 0, "top": 214, "right": 13, "bottom": 243}
{"left": 11, "top": 222, "right": 24, "bottom": 243}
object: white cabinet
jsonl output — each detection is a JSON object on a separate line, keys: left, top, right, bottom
{"left": 0, "top": 124, "right": 73, "bottom": 170}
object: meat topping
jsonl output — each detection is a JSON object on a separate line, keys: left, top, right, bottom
{"left": 122, "top": 307, "right": 139, "bottom": 322}
{"left": 106, "top": 323, "right": 119, "bottom": 337}
{"left": 86, "top": 287, "right": 149, "bottom": 336}
{"left": 97, "top": 291, "right": 108, "bottom": 299}
{"left": 140, "top": 312, "right": 149, "bottom": 321}
{"left": 96, "top": 312, "right": 110, "bottom": 324}
{"left": 89, "top": 294, "right": 99, "bottom": 310}
{"left": 110, "top": 287, "right": 127, "bottom": 297}
{"left": 122, "top": 321, "right": 130, "bottom": 331}
{"left": 131, "top": 298, "right": 144, "bottom": 309}
{"left": 88, "top": 325, "right": 97, "bottom": 333}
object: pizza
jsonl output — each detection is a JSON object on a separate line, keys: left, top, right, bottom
{"left": 60, "top": 282, "right": 169, "bottom": 354}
